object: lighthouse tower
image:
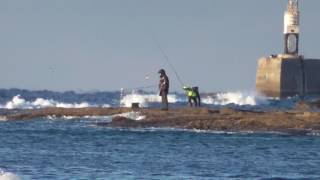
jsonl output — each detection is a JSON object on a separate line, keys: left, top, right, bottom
{"left": 284, "top": 0, "right": 300, "bottom": 55}
{"left": 256, "top": 0, "right": 320, "bottom": 98}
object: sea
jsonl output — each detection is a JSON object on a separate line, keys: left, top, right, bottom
{"left": 0, "top": 88, "right": 320, "bottom": 180}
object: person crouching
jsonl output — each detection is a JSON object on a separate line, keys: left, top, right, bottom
{"left": 183, "top": 86, "right": 199, "bottom": 107}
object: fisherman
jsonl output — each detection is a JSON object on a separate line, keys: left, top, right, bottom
{"left": 158, "top": 69, "right": 169, "bottom": 110}
{"left": 183, "top": 86, "right": 199, "bottom": 107}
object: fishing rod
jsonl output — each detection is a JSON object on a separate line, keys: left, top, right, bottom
{"left": 121, "top": 85, "right": 157, "bottom": 91}
{"left": 151, "top": 34, "right": 185, "bottom": 87}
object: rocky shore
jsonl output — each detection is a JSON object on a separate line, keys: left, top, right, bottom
{"left": 107, "top": 107, "right": 320, "bottom": 134}
{"left": 2, "top": 107, "right": 132, "bottom": 120}
{"left": 2, "top": 103, "right": 320, "bottom": 135}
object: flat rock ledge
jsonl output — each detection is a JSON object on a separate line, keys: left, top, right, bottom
{"left": 3, "top": 107, "right": 132, "bottom": 120}
{"left": 2, "top": 107, "right": 320, "bottom": 135}
{"left": 106, "top": 108, "right": 320, "bottom": 135}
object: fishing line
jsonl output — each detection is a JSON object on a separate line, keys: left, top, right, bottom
{"left": 123, "top": 12, "right": 185, "bottom": 88}
{"left": 151, "top": 33, "right": 185, "bottom": 87}
{"left": 121, "top": 85, "right": 157, "bottom": 91}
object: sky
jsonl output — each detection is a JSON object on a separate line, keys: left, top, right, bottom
{"left": 0, "top": 0, "right": 320, "bottom": 93}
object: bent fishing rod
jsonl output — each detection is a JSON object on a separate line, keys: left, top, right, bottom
{"left": 121, "top": 85, "right": 157, "bottom": 91}
{"left": 151, "top": 34, "right": 185, "bottom": 87}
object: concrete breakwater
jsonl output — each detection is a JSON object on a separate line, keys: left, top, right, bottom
{"left": 2, "top": 104, "right": 320, "bottom": 135}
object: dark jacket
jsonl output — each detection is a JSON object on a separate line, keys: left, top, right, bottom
{"left": 159, "top": 74, "right": 169, "bottom": 95}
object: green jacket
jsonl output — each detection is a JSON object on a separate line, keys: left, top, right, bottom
{"left": 183, "top": 86, "right": 197, "bottom": 97}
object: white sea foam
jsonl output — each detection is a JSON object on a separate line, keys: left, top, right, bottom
{"left": 0, "top": 92, "right": 269, "bottom": 110}
{"left": 47, "top": 115, "right": 112, "bottom": 121}
{"left": 0, "top": 116, "right": 7, "bottom": 121}
{"left": 113, "top": 111, "right": 146, "bottom": 121}
{"left": 202, "top": 92, "right": 268, "bottom": 106}
{"left": 120, "top": 93, "right": 180, "bottom": 107}
{"left": 112, "top": 127, "right": 256, "bottom": 135}
{"left": 0, "top": 170, "right": 20, "bottom": 180}
{"left": 120, "top": 91, "right": 268, "bottom": 107}
{"left": 0, "top": 95, "right": 110, "bottom": 109}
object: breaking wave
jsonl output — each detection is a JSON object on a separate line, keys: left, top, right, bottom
{"left": 0, "top": 95, "right": 110, "bottom": 109}
{"left": 120, "top": 93, "right": 181, "bottom": 107}
{"left": 119, "top": 91, "right": 269, "bottom": 107}
{"left": 0, "top": 89, "right": 293, "bottom": 110}
{"left": 0, "top": 169, "right": 20, "bottom": 180}
{"left": 201, "top": 92, "right": 269, "bottom": 106}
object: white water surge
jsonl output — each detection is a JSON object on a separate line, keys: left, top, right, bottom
{"left": 0, "top": 95, "right": 110, "bottom": 109}
{"left": 120, "top": 93, "right": 180, "bottom": 107}
{"left": 0, "top": 92, "right": 269, "bottom": 110}
{"left": 120, "top": 92, "right": 268, "bottom": 107}
{"left": 0, "top": 169, "right": 20, "bottom": 180}
{"left": 202, "top": 92, "right": 268, "bottom": 106}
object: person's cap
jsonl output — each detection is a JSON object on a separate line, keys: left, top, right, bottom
{"left": 158, "top": 69, "right": 165, "bottom": 74}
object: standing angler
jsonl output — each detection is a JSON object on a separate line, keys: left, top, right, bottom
{"left": 158, "top": 69, "right": 169, "bottom": 110}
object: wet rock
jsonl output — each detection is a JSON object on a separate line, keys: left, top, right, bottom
{"left": 108, "top": 116, "right": 139, "bottom": 128}
{"left": 309, "top": 99, "right": 320, "bottom": 108}
{"left": 5, "top": 107, "right": 132, "bottom": 120}
{"left": 294, "top": 101, "right": 312, "bottom": 111}
{"left": 3, "top": 107, "right": 320, "bottom": 135}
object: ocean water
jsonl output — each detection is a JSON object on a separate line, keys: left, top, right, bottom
{"left": 0, "top": 89, "right": 320, "bottom": 179}
{"left": 1, "top": 118, "right": 320, "bottom": 179}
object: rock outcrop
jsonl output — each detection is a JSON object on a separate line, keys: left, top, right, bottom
{"left": 2, "top": 106, "right": 320, "bottom": 135}
{"left": 106, "top": 108, "right": 320, "bottom": 134}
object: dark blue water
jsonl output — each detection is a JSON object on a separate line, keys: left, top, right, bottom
{"left": 1, "top": 118, "right": 320, "bottom": 179}
{"left": 0, "top": 89, "right": 320, "bottom": 179}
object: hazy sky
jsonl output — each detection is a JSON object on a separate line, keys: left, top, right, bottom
{"left": 0, "top": 0, "right": 319, "bottom": 92}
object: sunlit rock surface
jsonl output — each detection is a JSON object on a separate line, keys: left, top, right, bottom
{"left": 2, "top": 103, "right": 320, "bottom": 135}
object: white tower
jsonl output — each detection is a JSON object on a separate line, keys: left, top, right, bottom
{"left": 257, "top": 0, "right": 320, "bottom": 98}
{"left": 284, "top": 0, "right": 300, "bottom": 55}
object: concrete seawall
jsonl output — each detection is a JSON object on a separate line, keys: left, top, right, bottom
{"left": 256, "top": 55, "right": 320, "bottom": 98}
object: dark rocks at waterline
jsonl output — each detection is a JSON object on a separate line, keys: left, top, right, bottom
{"left": 2, "top": 106, "right": 320, "bottom": 134}
{"left": 2, "top": 107, "right": 132, "bottom": 120}
{"left": 105, "top": 107, "right": 320, "bottom": 134}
